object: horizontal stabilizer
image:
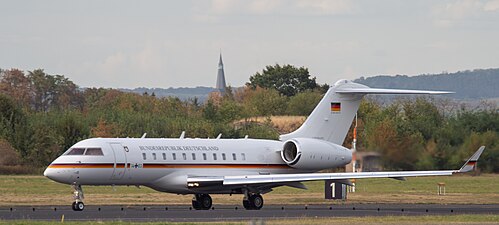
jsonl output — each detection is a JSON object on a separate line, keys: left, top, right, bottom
{"left": 336, "top": 88, "right": 453, "bottom": 95}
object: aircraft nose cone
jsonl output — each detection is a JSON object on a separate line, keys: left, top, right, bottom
{"left": 43, "top": 165, "right": 73, "bottom": 184}
{"left": 43, "top": 167, "right": 52, "bottom": 178}
{"left": 44, "top": 166, "right": 62, "bottom": 182}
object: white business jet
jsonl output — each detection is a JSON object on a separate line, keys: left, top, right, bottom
{"left": 44, "top": 79, "right": 485, "bottom": 211}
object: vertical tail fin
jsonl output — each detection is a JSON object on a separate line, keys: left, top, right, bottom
{"left": 279, "top": 80, "right": 365, "bottom": 144}
{"left": 279, "top": 79, "right": 452, "bottom": 145}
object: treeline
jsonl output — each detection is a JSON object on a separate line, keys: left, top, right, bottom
{"left": 0, "top": 67, "right": 497, "bottom": 174}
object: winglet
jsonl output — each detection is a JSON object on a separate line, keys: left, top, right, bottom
{"left": 458, "top": 146, "right": 485, "bottom": 173}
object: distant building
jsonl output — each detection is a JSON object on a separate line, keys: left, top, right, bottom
{"left": 215, "top": 53, "right": 227, "bottom": 93}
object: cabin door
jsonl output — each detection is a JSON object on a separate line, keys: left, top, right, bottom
{"left": 110, "top": 143, "right": 127, "bottom": 180}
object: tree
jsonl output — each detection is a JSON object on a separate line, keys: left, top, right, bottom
{"left": 399, "top": 97, "right": 443, "bottom": 141}
{"left": 91, "top": 118, "right": 120, "bottom": 138}
{"left": 0, "top": 94, "right": 30, "bottom": 158}
{"left": 28, "top": 69, "right": 55, "bottom": 111}
{"left": 202, "top": 99, "right": 219, "bottom": 121}
{"left": 247, "top": 64, "right": 318, "bottom": 97}
{"left": 27, "top": 69, "right": 82, "bottom": 111}
{"left": 287, "top": 90, "right": 323, "bottom": 115}
{"left": 0, "top": 69, "right": 31, "bottom": 106}
{"left": 218, "top": 100, "right": 243, "bottom": 123}
{"left": 28, "top": 122, "right": 60, "bottom": 167}
{"left": 243, "top": 87, "right": 287, "bottom": 116}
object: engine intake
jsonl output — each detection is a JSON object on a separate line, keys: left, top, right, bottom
{"left": 282, "top": 141, "right": 300, "bottom": 165}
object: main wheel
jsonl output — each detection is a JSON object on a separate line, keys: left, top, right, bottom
{"left": 249, "top": 194, "right": 263, "bottom": 210}
{"left": 199, "top": 194, "right": 212, "bottom": 210}
{"left": 192, "top": 194, "right": 212, "bottom": 210}
{"left": 243, "top": 194, "right": 264, "bottom": 210}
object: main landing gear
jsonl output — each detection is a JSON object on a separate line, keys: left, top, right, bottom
{"left": 191, "top": 192, "right": 264, "bottom": 210}
{"left": 71, "top": 184, "right": 85, "bottom": 211}
{"left": 192, "top": 194, "right": 212, "bottom": 210}
{"left": 243, "top": 192, "right": 264, "bottom": 210}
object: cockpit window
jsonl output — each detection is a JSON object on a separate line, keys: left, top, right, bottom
{"left": 65, "top": 147, "right": 104, "bottom": 156}
{"left": 85, "top": 148, "right": 104, "bottom": 155}
{"left": 66, "top": 148, "right": 85, "bottom": 155}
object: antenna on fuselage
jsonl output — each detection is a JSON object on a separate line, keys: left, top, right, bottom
{"left": 141, "top": 133, "right": 147, "bottom": 138}
{"left": 216, "top": 133, "right": 222, "bottom": 139}
{"left": 179, "top": 131, "right": 186, "bottom": 139}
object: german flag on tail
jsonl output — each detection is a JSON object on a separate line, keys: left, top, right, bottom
{"left": 331, "top": 102, "right": 341, "bottom": 113}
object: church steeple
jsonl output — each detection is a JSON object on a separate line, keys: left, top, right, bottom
{"left": 216, "top": 53, "right": 227, "bottom": 93}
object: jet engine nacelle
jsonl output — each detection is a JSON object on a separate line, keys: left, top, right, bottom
{"left": 280, "top": 138, "right": 352, "bottom": 170}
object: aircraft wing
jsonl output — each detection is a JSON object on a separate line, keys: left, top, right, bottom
{"left": 218, "top": 146, "right": 484, "bottom": 186}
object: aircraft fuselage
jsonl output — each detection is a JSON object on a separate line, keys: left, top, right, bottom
{"left": 44, "top": 137, "right": 352, "bottom": 194}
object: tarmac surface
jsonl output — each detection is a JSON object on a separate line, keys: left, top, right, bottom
{"left": 1, "top": 204, "right": 499, "bottom": 222}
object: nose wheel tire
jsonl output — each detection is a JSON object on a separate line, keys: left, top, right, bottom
{"left": 243, "top": 194, "right": 264, "bottom": 210}
{"left": 72, "top": 201, "right": 85, "bottom": 211}
{"left": 192, "top": 194, "right": 212, "bottom": 210}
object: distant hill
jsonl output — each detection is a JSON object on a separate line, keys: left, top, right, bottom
{"left": 354, "top": 68, "right": 499, "bottom": 100}
{"left": 119, "top": 86, "right": 216, "bottom": 101}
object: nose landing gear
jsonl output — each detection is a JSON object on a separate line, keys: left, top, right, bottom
{"left": 71, "top": 184, "right": 85, "bottom": 211}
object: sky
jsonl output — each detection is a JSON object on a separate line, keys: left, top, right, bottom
{"left": 1, "top": 0, "right": 499, "bottom": 88}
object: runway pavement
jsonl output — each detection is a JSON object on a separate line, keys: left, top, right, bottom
{"left": 1, "top": 204, "right": 499, "bottom": 222}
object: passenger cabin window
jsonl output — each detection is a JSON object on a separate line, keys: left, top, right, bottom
{"left": 241, "top": 153, "right": 246, "bottom": 161}
{"left": 182, "top": 153, "right": 187, "bottom": 160}
{"left": 152, "top": 153, "right": 157, "bottom": 160}
{"left": 66, "top": 148, "right": 85, "bottom": 155}
{"left": 203, "top": 153, "right": 207, "bottom": 160}
{"left": 192, "top": 153, "right": 196, "bottom": 160}
{"left": 142, "top": 153, "right": 147, "bottom": 160}
{"left": 213, "top": 153, "right": 217, "bottom": 160}
{"left": 162, "top": 153, "right": 166, "bottom": 160}
{"left": 172, "top": 153, "right": 177, "bottom": 160}
{"left": 222, "top": 153, "right": 226, "bottom": 160}
{"left": 232, "top": 153, "right": 236, "bottom": 160}
{"left": 85, "top": 148, "right": 103, "bottom": 155}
